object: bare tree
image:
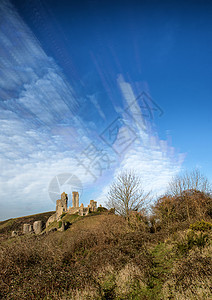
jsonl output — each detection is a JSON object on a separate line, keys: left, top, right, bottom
{"left": 167, "top": 169, "right": 211, "bottom": 221}
{"left": 107, "top": 170, "right": 151, "bottom": 220}
{"left": 168, "top": 169, "right": 211, "bottom": 196}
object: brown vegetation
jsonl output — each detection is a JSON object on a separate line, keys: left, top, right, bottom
{"left": 0, "top": 211, "right": 55, "bottom": 240}
{"left": 0, "top": 169, "right": 212, "bottom": 299}
{"left": 0, "top": 214, "right": 152, "bottom": 299}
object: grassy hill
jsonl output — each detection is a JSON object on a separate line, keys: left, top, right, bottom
{"left": 0, "top": 210, "right": 212, "bottom": 299}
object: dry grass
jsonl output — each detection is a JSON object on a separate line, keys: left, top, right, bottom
{"left": 0, "top": 211, "right": 55, "bottom": 238}
{"left": 0, "top": 214, "right": 152, "bottom": 299}
{"left": 163, "top": 245, "right": 212, "bottom": 299}
{"left": 1, "top": 211, "right": 212, "bottom": 299}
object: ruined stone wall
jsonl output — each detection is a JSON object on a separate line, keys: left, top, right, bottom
{"left": 46, "top": 192, "right": 99, "bottom": 230}
{"left": 61, "top": 192, "right": 68, "bottom": 210}
{"left": 46, "top": 213, "right": 56, "bottom": 227}
{"left": 23, "top": 224, "right": 33, "bottom": 234}
{"left": 68, "top": 207, "right": 80, "bottom": 215}
{"left": 79, "top": 207, "right": 89, "bottom": 216}
{"left": 89, "top": 200, "right": 97, "bottom": 212}
{"left": 33, "top": 221, "right": 43, "bottom": 234}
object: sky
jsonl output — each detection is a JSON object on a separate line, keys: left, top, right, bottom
{"left": 0, "top": 0, "right": 212, "bottom": 220}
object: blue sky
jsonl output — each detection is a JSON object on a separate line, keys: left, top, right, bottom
{"left": 0, "top": 0, "right": 212, "bottom": 220}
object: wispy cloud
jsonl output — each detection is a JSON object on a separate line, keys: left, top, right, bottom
{"left": 96, "top": 75, "right": 185, "bottom": 204}
{"left": 88, "top": 94, "right": 106, "bottom": 120}
{"left": 0, "top": 1, "right": 96, "bottom": 219}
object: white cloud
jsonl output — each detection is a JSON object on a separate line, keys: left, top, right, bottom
{"left": 95, "top": 76, "right": 185, "bottom": 207}
{"left": 0, "top": 2, "right": 185, "bottom": 220}
{"left": 0, "top": 1, "right": 95, "bottom": 219}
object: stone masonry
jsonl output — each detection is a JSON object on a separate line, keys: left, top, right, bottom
{"left": 46, "top": 192, "right": 99, "bottom": 227}
{"left": 22, "top": 221, "right": 43, "bottom": 235}
{"left": 56, "top": 192, "right": 68, "bottom": 219}
{"left": 23, "top": 223, "right": 33, "bottom": 234}
{"left": 33, "top": 221, "right": 43, "bottom": 234}
{"left": 72, "top": 191, "right": 79, "bottom": 208}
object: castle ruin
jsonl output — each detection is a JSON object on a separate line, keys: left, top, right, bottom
{"left": 56, "top": 192, "right": 68, "bottom": 219}
{"left": 68, "top": 191, "right": 97, "bottom": 216}
{"left": 46, "top": 192, "right": 98, "bottom": 228}
{"left": 11, "top": 192, "right": 98, "bottom": 236}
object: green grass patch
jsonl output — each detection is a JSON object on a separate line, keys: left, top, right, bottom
{"left": 47, "top": 220, "right": 58, "bottom": 231}
{"left": 61, "top": 213, "right": 81, "bottom": 223}
{"left": 145, "top": 242, "right": 174, "bottom": 299}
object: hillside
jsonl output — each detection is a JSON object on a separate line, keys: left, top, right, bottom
{"left": 0, "top": 211, "right": 212, "bottom": 299}
{"left": 0, "top": 211, "right": 55, "bottom": 238}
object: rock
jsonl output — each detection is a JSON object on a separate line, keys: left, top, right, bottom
{"left": 11, "top": 231, "right": 18, "bottom": 237}
{"left": 61, "top": 221, "right": 65, "bottom": 231}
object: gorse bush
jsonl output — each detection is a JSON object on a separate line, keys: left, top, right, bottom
{"left": 152, "top": 189, "right": 212, "bottom": 233}
{"left": 0, "top": 213, "right": 212, "bottom": 300}
{"left": 97, "top": 206, "right": 108, "bottom": 213}
{"left": 190, "top": 219, "right": 212, "bottom": 231}
{"left": 175, "top": 230, "right": 209, "bottom": 255}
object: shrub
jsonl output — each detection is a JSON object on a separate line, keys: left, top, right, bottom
{"left": 58, "top": 221, "right": 62, "bottom": 228}
{"left": 97, "top": 206, "right": 108, "bottom": 213}
{"left": 162, "top": 249, "right": 212, "bottom": 299}
{"left": 60, "top": 212, "right": 67, "bottom": 219}
{"left": 190, "top": 219, "right": 212, "bottom": 231}
{"left": 176, "top": 230, "right": 209, "bottom": 255}
{"left": 108, "top": 208, "right": 115, "bottom": 214}
{"left": 0, "top": 214, "right": 151, "bottom": 299}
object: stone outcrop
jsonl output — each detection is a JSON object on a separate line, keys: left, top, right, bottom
{"left": 11, "top": 230, "right": 18, "bottom": 237}
{"left": 21, "top": 221, "right": 44, "bottom": 235}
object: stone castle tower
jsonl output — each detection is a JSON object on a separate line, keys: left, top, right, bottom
{"left": 56, "top": 192, "right": 68, "bottom": 219}
{"left": 72, "top": 191, "right": 79, "bottom": 208}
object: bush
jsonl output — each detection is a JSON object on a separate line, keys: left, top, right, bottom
{"left": 97, "top": 206, "right": 108, "bottom": 213}
{"left": 190, "top": 219, "right": 212, "bottom": 231}
{"left": 163, "top": 249, "right": 212, "bottom": 299}
{"left": 58, "top": 221, "right": 62, "bottom": 228}
{"left": 176, "top": 230, "right": 209, "bottom": 255}
{"left": 108, "top": 208, "right": 115, "bottom": 214}
{"left": 60, "top": 212, "right": 67, "bottom": 219}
